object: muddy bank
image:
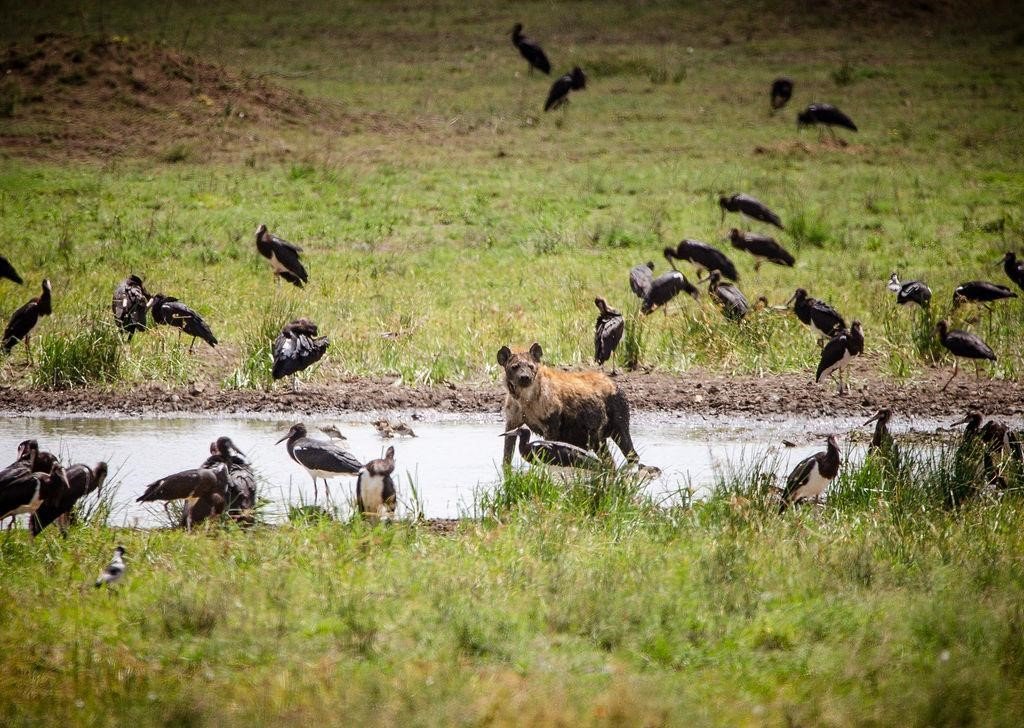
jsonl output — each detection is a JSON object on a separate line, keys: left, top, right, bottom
{"left": 1, "top": 369, "right": 1021, "bottom": 418}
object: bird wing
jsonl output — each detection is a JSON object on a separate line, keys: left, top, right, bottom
{"left": 517, "top": 39, "right": 551, "bottom": 74}
{"left": 3, "top": 300, "right": 38, "bottom": 349}
{"left": 273, "top": 333, "right": 328, "bottom": 379}
{"left": 735, "top": 195, "right": 783, "bottom": 228}
{"left": 269, "top": 233, "right": 303, "bottom": 254}
{"left": 165, "top": 302, "right": 218, "bottom": 346}
{"left": 810, "top": 301, "right": 845, "bottom": 334}
{"left": 544, "top": 75, "right": 572, "bottom": 111}
{"left": 947, "top": 331, "right": 996, "bottom": 360}
{"left": 270, "top": 239, "right": 309, "bottom": 285}
{"left": 0, "top": 256, "right": 22, "bottom": 284}
{"left": 137, "top": 467, "right": 225, "bottom": 502}
{"left": 630, "top": 265, "right": 653, "bottom": 299}
{"left": 594, "top": 314, "right": 625, "bottom": 363}
{"left": 293, "top": 441, "right": 362, "bottom": 474}
{"left": 816, "top": 332, "right": 849, "bottom": 381}
{"left": 715, "top": 285, "right": 749, "bottom": 320}
{"left": 782, "top": 455, "right": 817, "bottom": 500}
{"left": 0, "top": 470, "right": 42, "bottom": 518}
{"left": 748, "top": 235, "right": 795, "bottom": 266}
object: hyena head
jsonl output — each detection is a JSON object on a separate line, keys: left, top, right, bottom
{"left": 497, "top": 343, "right": 543, "bottom": 396}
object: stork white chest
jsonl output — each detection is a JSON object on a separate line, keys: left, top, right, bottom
{"left": 791, "top": 462, "right": 830, "bottom": 503}
{"left": 357, "top": 470, "right": 389, "bottom": 515}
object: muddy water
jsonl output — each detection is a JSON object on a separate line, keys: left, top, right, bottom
{"left": 0, "top": 412, "right": 969, "bottom": 527}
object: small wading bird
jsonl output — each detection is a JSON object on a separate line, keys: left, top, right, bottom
{"left": 719, "top": 193, "right": 784, "bottom": 229}
{"left": 770, "top": 77, "right": 794, "bottom": 111}
{"left": 728, "top": 229, "right": 795, "bottom": 270}
{"left": 30, "top": 461, "right": 107, "bottom": 536}
{"left": 935, "top": 320, "right": 996, "bottom": 391}
{"left": 593, "top": 296, "right": 624, "bottom": 371}
{"left": 1001, "top": 252, "right": 1024, "bottom": 293}
{"left": 797, "top": 103, "right": 858, "bottom": 138}
{"left": 511, "top": 23, "right": 550, "bottom": 74}
{"left": 501, "top": 425, "right": 603, "bottom": 469}
{"left": 95, "top": 546, "right": 125, "bottom": 589}
{"left": 816, "top": 321, "right": 864, "bottom": 394}
{"left": 272, "top": 318, "right": 329, "bottom": 391}
{"left": 642, "top": 270, "right": 699, "bottom": 315}
{"left": 0, "top": 256, "right": 22, "bottom": 284}
{"left": 136, "top": 460, "right": 229, "bottom": 530}
{"left": 255, "top": 224, "right": 308, "bottom": 288}
{"left": 147, "top": 294, "right": 218, "bottom": 352}
{"left": 2, "top": 279, "right": 52, "bottom": 361}
{"left": 356, "top": 446, "right": 397, "bottom": 518}
{"left": 863, "top": 408, "right": 899, "bottom": 463}
{"left": 373, "top": 419, "right": 416, "bottom": 438}
{"left": 664, "top": 239, "right": 739, "bottom": 282}
{"left": 703, "top": 270, "right": 749, "bottom": 321}
{"left": 788, "top": 288, "right": 845, "bottom": 341}
{"left": 779, "top": 435, "right": 841, "bottom": 513}
{"left": 629, "top": 261, "right": 655, "bottom": 301}
{"left": 0, "top": 461, "right": 67, "bottom": 528}
{"left": 544, "top": 66, "right": 586, "bottom": 112}
{"left": 887, "top": 272, "right": 931, "bottom": 308}
{"left": 277, "top": 423, "right": 362, "bottom": 503}
{"left": 112, "top": 274, "right": 150, "bottom": 341}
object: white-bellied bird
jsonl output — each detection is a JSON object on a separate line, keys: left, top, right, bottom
{"left": 256, "top": 224, "right": 308, "bottom": 288}
{"left": 356, "top": 446, "right": 397, "bottom": 518}
{"left": 779, "top": 435, "right": 841, "bottom": 512}
{"left": 95, "top": 546, "right": 126, "bottom": 588}
{"left": 593, "top": 296, "right": 624, "bottom": 371}
{"left": 815, "top": 321, "right": 864, "bottom": 394}
{"left": 277, "top": 423, "right": 362, "bottom": 503}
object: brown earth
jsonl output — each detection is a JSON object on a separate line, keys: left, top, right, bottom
{"left": 2, "top": 369, "right": 1021, "bottom": 419}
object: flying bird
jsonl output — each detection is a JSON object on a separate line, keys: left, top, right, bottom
{"left": 2, "top": 279, "right": 52, "bottom": 360}
{"left": 255, "top": 224, "right": 308, "bottom": 288}
{"left": 728, "top": 229, "right": 795, "bottom": 269}
{"left": 501, "top": 425, "right": 603, "bottom": 469}
{"left": 779, "top": 435, "right": 841, "bottom": 512}
{"left": 887, "top": 272, "right": 931, "bottom": 308}
{"left": 511, "top": 23, "right": 550, "bottom": 74}
{"left": 356, "top": 446, "right": 397, "bottom": 518}
{"left": 664, "top": 239, "right": 739, "bottom": 282}
{"left": 272, "top": 318, "right": 329, "bottom": 390}
{"left": 642, "top": 271, "right": 699, "bottom": 315}
{"left": 593, "top": 297, "right": 624, "bottom": 371}
{"left": 112, "top": 275, "right": 150, "bottom": 341}
{"left": 705, "top": 270, "right": 750, "bottom": 321}
{"left": 719, "top": 193, "right": 784, "bottom": 229}
{"left": 148, "top": 294, "right": 218, "bottom": 352}
{"left": 936, "top": 320, "right": 996, "bottom": 391}
{"left": 787, "top": 288, "right": 845, "bottom": 340}
{"left": 0, "top": 256, "right": 22, "bottom": 284}
{"left": 770, "top": 77, "right": 794, "bottom": 110}
{"left": 277, "top": 423, "right": 362, "bottom": 503}
{"left": 544, "top": 66, "right": 586, "bottom": 112}
{"left": 797, "top": 103, "right": 858, "bottom": 136}
{"left": 95, "top": 546, "right": 126, "bottom": 588}
{"left": 815, "top": 321, "right": 864, "bottom": 394}
{"left": 1001, "top": 252, "right": 1024, "bottom": 293}
{"left": 629, "top": 261, "right": 655, "bottom": 300}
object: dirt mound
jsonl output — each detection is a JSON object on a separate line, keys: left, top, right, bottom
{"left": 0, "top": 33, "right": 347, "bottom": 161}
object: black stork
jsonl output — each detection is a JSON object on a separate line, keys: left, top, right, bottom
{"left": 356, "top": 446, "right": 397, "bottom": 518}
{"left": 95, "top": 546, "right": 126, "bottom": 588}
{"left": 770, "top": 77, "right": 794, "bottom": 111}
{"left": 664, "top": 239, "right": 739, "bottom": 282}
{"left": 728, "top": 229, "right": 795, "bottom": 270}
{"left": 544, "top": 66, "right": 586, "bottom": 112}
{"left": 863, "top": 408, "right": 899, "bottom": 464}
{"left": 185, "top": 437, "right": 256, "bottom": 527}
{"left": 797, "top": 103, "right": 858, "bottom": 138}
{"left": 511, "top": 23, "right": 551, "bottom": 75}
{"left": 30, "top": 461, "right": 107, "bottom": 536}
{"left": 112, "top": 275, "right": 150, "bottom": 341}
{"left": 0, "top": 256, "right": 22, "bottom": 284}
{"left": 642, "top": 270, "right": 699, "bottom": 315}
{"left": 815, "top": 321, "right": 864, "bottom": 394}
{"left": 17, "top": 439, "right": 59, "bottom": 475}
{"left": 0, "top": 461, "right": 67, "bottom": 528}
{"left": 704, "top": 270, "right": 750, "bottom": 321}
{"left": 719, "top": 193, "right": 784, "bottom": 229}
{"left": 501, "top": 425, "right": 603, "bottom": 469}
{"left": 148, "top": 294, "right": 218, "bottom": 352}
{"left": 1001, "top": 252, "right": 1024, "bottom": 293}
{"left": 935, "top": 320, "right": 995, "bottom": 391}
{"left": 787, "top": 288, "right": 845, "bottom": 341}
{"left": 629, "top": 261, "right": 655, "bottom": 301}
{"left": 950, "top": 412, "right": 1013, "bottom": 495}
{"left": 272, "top": 318, "right": 329, "bottom": 390}
{"left": 779, "top": 435, "right": 841, "bottom": 513}
{"left": 952, "top": 280, "right": 1017, "bottom": 308}
{"left": 2, "top": 279, "right": 52, "bottom": 361}
{"left": 277, "top": 423, "right": 362, "bottom": 503}
{"left": 256, "top": 224, "right": 308, "bottom": 288}
{"left": 594, "top": 296, "right": 624, "bottom": 371}
{"left": 887, "top": 272, "right": 931, "bottom": 308}
{"left": 136, "top": 461, "right": 229, "bottom": 530}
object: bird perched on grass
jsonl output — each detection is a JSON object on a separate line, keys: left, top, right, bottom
{"left": 704, "top": 270, "right": 749, "bottom": 321}
{"left": 544, "top": 66, "right": 586, "bottom": 111}
{"left": 797, "top": 103, "right": 858, "bottom": 137}
{"left": 770, "top": 77, "right": 794, "bottom": 111}
{"left": 1001, "top": 252, "right": 1024, "bottom": 293}
{"left": 629, "top": 261, "right": 655, "bottom": 301}
{"left": 30, "top": 461, "right": 107, "bottom": 536}
{"left": 935, "top": 320, "right": 995, "bottom": 391}
{"left": 815, "top": 321, "right": 864, "bottom": 394}
{"left": 719, "top": 193, "right": 784, "bottom": 229}
{"left": 277, "top": 423, "right": 362, "bottom": 503}
{"left": 2, "top": 279, "right": 52, "bottom": 360}
{"left": 501, "top": 425, "right": 603, "bottom": 469}
{"left": 728, "top": 229, "right": 795, "bottom": 270}
{"left": 664, "top": 239, "right": 739, "bottom": 282}
{"left": 779, "top": 435, "right": 841, "bottom": 513}
{"left": 112, "top": 274, "right": 150, "bottom": 341}
{"left": 148, "top": 294, "right": 218, "bottom": 352}
{"left": 356, "top": 446, "right": 397, "bottom": 518}
{"left": 95, "top": 546, "right": 126, "bottom": 589}
{"left": 593, "top": 296, "right": 624, "bottom": 371}
{"left": 272, "top": 318, "right": 329, "bottom": 390}
{"left": 256, "top": 224, "right": 308, "bottom": 288}
{"left": 0, "top": 256, "right": 22, "bottom": 284}
{"left": 642, "top": 270, "right": 699, "bottom": 315}
{"left": 887, "top": 272, "right": 931, "bottom": 308}
{"left": 787, "top": 288, "right": 845, "bottom": 341}
{"left": 511, "top": 23, "right": 550, "bottom": 74}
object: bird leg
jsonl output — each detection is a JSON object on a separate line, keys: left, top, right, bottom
{"left": 291, "top": 374, "right": 299, "bottom": 393}
{"left": 942, "top": 359, "right": 959, "bottom": 392}
{"left": 25, "top": 334, "right": 32, "bottom": 365}
{"left": 189, "top": 337, "right": 197, "bottom": 354}
{"left": 311, "top": 476, "right": 319, "bottom": 505}
{"left": 754, "top": 261, "right": 762, "bottom": 272}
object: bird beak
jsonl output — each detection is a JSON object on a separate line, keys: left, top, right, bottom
{"left": 863, "top": 412, "right": 882, "bottom": 426}
{"left": 695, "top": 274, "right": 709, "bottom": 284}
{"left": 949, "top": 415, "right": 971, "bottom": 427}
{"left": 499, "top": 429, "right": 520, "bottom": 438}
{"left": 275, "top": 434, "right": 289, "bottom": 445}
{"left": 784, "top": 292, "right": 796, "bottom": 306}
{"left": 146, "top": 298, "right": 155, "bottom": 309}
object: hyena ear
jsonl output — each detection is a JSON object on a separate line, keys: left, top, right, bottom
{"left": 529, "top": 342, "right": 543, "bottom": 362}
{"left": 497, "top": 346, "right": 512, "bottom": 367}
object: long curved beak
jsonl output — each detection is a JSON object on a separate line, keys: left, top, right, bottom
{"left": 863, "top": 412, "right": 882, "bottom": 426}
{"left": 275, "top": 434, "right": 290, "bottom": 445}
{"left": 146, "top": 298, "right": 156, "bottom": 309}
{"left": 784, "top": 292, "right": 796, "bottom": 306}
{"left": 499, "top": 429, "right": 521, "bottom": 438}
{"left": 949, "top": 415, "right": 971, "bottom": 427}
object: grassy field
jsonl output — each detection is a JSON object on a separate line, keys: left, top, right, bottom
{"left": 1, "top": 1, "right": 1023, "bottom": 390}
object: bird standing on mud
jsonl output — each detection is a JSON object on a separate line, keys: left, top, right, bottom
{"left": 2, "top": 279, "right": 52, "bottom": 361}
{"left": 719, "top": 193, "right": 784, "bottom": 229}
{"left": 95, "top": 546, "right": 126, "bottom": 588}
{"left": 593, "top": 297, "right": 624, "bottom": 372}
{"left": 728, "top": 229, "right": 794, "bottom": 270}
{"left": 511, "top": 23, "right": 550, "bottom": 74}
{"left": 112, "top": 274, "right": 150, "bottom": 341}
{"left": 544, "top": 66, "right": 586, "bottom": 112}
{"left": 779, "top": 435, "right": 841, "bottom": 512}
{"left": 272, "top": 318, "right": 329, "bottom": 390}
{"left": 147, "top": 294, "right": 218, "bottom": 352}
{"left": 815, "top": 321, "right": 864, "bottom": 394}
{"left": 356, "top": 446, "right": 397, "bottom": 518}
{"left": 935, "top": 320, "right": 996, "bottom": 391}
{"left": 256, "top": 224, "right": 309, "bottom": 288}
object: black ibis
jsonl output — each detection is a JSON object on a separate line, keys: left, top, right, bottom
{"left": 2, "top": 279, "right": 52, "bottom": 360}
{"left": 594, "top": 296, "right": 624, "bottom": 371}
{"left": 95, "top": 546, "right": 126, "bottom": 588}
{"left": 0, "top": 256, "right": 22, "bottom": 284}
{"left": 642, "top": 270, "right": 699, "bottom": 315}
{"left": 1001, "top": 252, "right": 1024, "bottom": 293}
{"left": 629, "top": 261, "right": 655, "bottom": 300}
{"left": 728, "top": 229, "right": 795, "bottom": 270}
{"left": 863, "top": 408, "right": 899, "bottom": 464}
{"left": 112, "top": 275, "right": 150, "bottom": 341}
{"left": 815, "top": 321, "right": 864, "bottom": 394}
{"left": 797, "top": 103, "right": 858, "bottom": 137}
{"left": 950, "top": 412, "right": 1014, "bottom": 494}
{"left": 17, "top": 439, "right": 59, "bottom": 474}
{"left": 664, "top": 239, "right": 739, "bottom": 281}
{"left": 272, "top": 318, "right": 329, "bottom": 390}
{"left": 30, "top": 461, "right": 108, "bottom": 536}
{"left": 935, "top": 320, "right": 995, "bottom": 391}
{"left": 136, "top": 461, "right": 229, "bottom": 530}
{"left": 186, "top": 437, "right": 255, "bottom": 527}
{"left": 952, "top": 280, "right": 1017, "bottom": 307}
{"left": 719, "top": 193, "right": 784, "bottom": 229}
{"left": 356, "top": 446, "right": 397, "bottom": 518}
{"left": 255, "top": 224, "right": 308, "bottom": 288}
{"left": 770, "top": 77, "right": 794, "bottom": 111}
{"left": 544, "top": 66, "right": 586, "bottom": 112}
{"left": 148, "top": 294, "right": 218, "bottom": 352}
{"left": 887, "top": 272, "right": 931, "bottom": 308}
{"left": 501, "top": 425, "right": 603, "bottom": 469}
{"left": 787, "top": 288, "right": 845, "bottom": 340}
{"left": 0, "top": 461, "right": 67, "bottom": 527}
{"left": 779, "top": 435, "right": 841, "bottom": 513}
{"left": 511, "top": 23, "right": 551, "bottom": 74}
{"left": 276, "top": 423, "right": 362, "bottom": 503}
{"left": 704, "top": 270, "right": 750, "bottom": 321}
{"left": 373, "top": 418, "right": 417, "bottom": 438}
